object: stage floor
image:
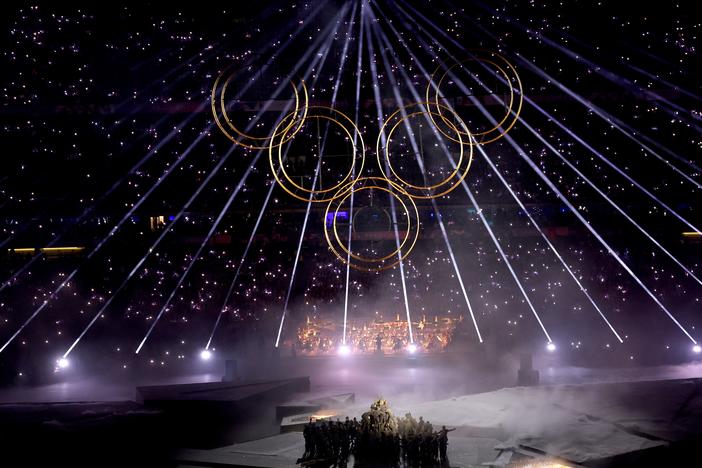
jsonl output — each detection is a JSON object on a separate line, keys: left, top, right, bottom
{"left": 173, "top": 376, "right": 702, "bottom": 467}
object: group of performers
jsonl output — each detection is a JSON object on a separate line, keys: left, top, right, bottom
{"left": 298, "top": 399, "right": 454, "bottom": 467}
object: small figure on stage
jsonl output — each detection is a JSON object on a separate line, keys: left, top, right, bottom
{"left": 438, "top": 425, "right": 455, "bottom": 463}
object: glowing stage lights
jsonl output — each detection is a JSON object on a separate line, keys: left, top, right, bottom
{"left": 200, "top": 349, "right": 213, "bottom": 361}
{"left": 56, "top": 357, "right": 70, "bottom": 369}
{"left": 546, "top": 342, "right": 557, "bottom": 352}
{"left": 338, "top": 344, "right": 351, "bottom": 356}
{"left": 693, "top": 345, "right": 701, "bottom": 354}
{"left": 407, "top": 343, "right": 418, "bottom": 354}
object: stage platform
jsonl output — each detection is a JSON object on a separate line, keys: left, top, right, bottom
{"left": 175, "top": 431, "right": 505, "bottom": 468}
{"left": 172, "top": 377, "right": 702, "bottom": 467}
{"left": 136, "top": 377, "right": 310, "bottom": 448}
{"left": 136, "top": 376, "right": 310, "bottom": 406}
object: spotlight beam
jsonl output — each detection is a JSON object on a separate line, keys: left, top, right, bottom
{"left": 0, "top": 1, "right": 330, "bottom": 296}
{"left": 512, "top": 55, "right": 702, "bottom": 189}
{"left": 394, "top": 0, "right": 702, "bottom": 236}
{"left": 343, "top": 4, "right": 365, "bottom": 346}
{"left": 276, "top": 3, "right": 356, "bottom": 348}
{"left": 114, "top": 1, "right": 326, "bottom": 125}
{"left": 446, "top": 0, "right": 702, "bottom": 186}
{"left": 477, "top": 143, "right": 624, "bottom": 342}
{"left": 364, "top": 9, "right": 414, "bottom": 344}
{"left": 446, "top": 68, "right": 698, "bottom": 343}
{"left": 210, "top": 2, "right": 359, "bottom": 351}
{"left": 6, "top": 4, "right": 343, "bottom": 356}
{"left": 274, "top": 156, "right": 323, "bottom": 349}
{"left": 515, "top": 87, "right": 701, "bottom": 234}
{"left": 516, "top": 111, "right": 702, "bottom": 287}
{"left": 111, "top": 43, "right": 223, "bottom": 128}
{"left": 63, "top": 144, "right": 236, "bottom": 358}
{"left": 0, "top": 128, "right": 209, "bottom": 355}
{"left": 392, "top": 11, "right": 621, "bottom": 339}
{"left": 389, "top": 0, "right": 697, "bottom": 343}
{"left": 139, "top": 4, "right": 352, "bottom": 354}
{"left": 0, "top": 108, "right": 202, "bottom": 295}
{"left": 628, "top": 63, "right": 702, "bottom": 104}
{"left": 368, "top": 2, "right": 551, "bottom": 342}
{"left": 496, "top": 119, "right": 697, "bottom": 343}
{"left": 430, "top": 43, "right": 699, "bottom": 319}
{"left": 134, "top": 152, "right": 252, "bottom": 355}
{"left": 533, "top": 21, "right": 702, "bottom": 105}
{"left": 204, "top": 169, "right": 276, "bottom": 351}
{"left": 390, "top": 0, "right": 697, "bottom": 338}
{"left": 374, "top": 3, "right": 623, "bottom": 343}
{"left": 474, "top": 0, "right": 702, "bottom": 133}
{"left": 397, "top": 0, "right": 702, "bottom": 190}
{"left": 367, "top": 14, "right": 483, "bottom": 343}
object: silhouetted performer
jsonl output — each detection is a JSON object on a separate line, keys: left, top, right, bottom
{"left": 438, "top": 425, "right": 455, "bottom": 462}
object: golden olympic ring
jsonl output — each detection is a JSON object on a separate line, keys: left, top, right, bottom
{"left": 269, "top": 106, "right": 365, "bottom": 203}
{"left": 324, "top": 177, "right": 420, "bottom": 272}
{"left": 376, "top": 101, "right": 473, "bottom": 200}
{"left": 211, "top": 67, "right": 308, "bottom": 150}
{"left": 426, "top": 50, "right": 523, "bottom": 145}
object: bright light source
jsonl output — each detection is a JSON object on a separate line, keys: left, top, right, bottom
{"left": 57, "top": 357, "right": 69, "bottom": 369}
{"left": 338, "top": 344, "right": 351, "bottom": 356}
{"left": 693, "top": 345, "right": 701, "bottom": 354}
{"left": 200, "top": 349, "right": 212, "bottom": 361}
{"left": 407, "top": 343, "right": 417, "bottom": 354}
{"left": 546, "top": 342, "right": 556, "bottom": 352}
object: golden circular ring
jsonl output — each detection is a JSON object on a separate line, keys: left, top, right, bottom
{"left": 431, "top": 56, "right": 513, "bottom": 141}
{"left": 333, "top": 185, "right": 412, "bottom": 263}
{"left": 327, "top": 178, "right": 417, "bottom": 270}
{"left": 211, "top": 67, "right": 308, "bottom": 150}
{"left": 376, "top": 101, "right": 473, "bottom": 200}
{"left": 426, "top": 50, "right": 523, "bottom": 145}
{"left": 324, "top": 177, "right": 420, "bottom": 272}
{"left": 269, "top": 106, "right": 365, "bottom": 203}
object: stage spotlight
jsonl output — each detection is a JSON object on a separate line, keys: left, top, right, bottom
{"left": 693, "top": 344, "right": 701, "bottom": 354}
{"left": 338, "top": 344, "right": 351, "bottom": 356}
{"left": 546, "top": 342, "right": 556, "bottom": 352}
{"left": 200, "top": 349, "right": 212, "bottom": 361}
{"left": 57, "top": 357, "right": 70, "bottom": 369}
{"left": 407, "top": 343, "right": 417, "bottom": 354}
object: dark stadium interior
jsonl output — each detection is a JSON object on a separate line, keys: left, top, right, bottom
{"left": 0, "top": 1, "right": 701, "bottom": 467}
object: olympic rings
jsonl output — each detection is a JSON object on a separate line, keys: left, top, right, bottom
{"left": 324, "top": 177, "right": 420, "bottom": 272}
{"left": 211, "top": 67, "right": 308, "bottom": 150}
{"left": 426, "top": 50, "right": 523, "bottom": 145}
{"left": 377, "top": 101, "right": 473, "bottom": 200}
{"left": 209, "top": 50, "right": 521, "bottom": 271}
{"left": 269, "top": 106, "right": 365, "bottom": 203}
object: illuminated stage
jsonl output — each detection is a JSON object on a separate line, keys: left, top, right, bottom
{"left": 295, "top": 314, "right": 461, "bottom": 356}
{"left": 172, "top": 376, "right": 702, "bottom": 467}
